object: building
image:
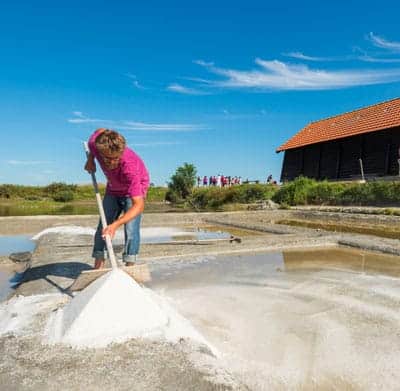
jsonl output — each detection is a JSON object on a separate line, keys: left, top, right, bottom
{"left": 276, "top": 98, "right": 400, "bottom": 182}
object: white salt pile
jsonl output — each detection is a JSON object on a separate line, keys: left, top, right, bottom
{"left": 44, "top": 268, "right": 216, "bottom": 353}
{"left": 31, "top": 226, "right": 95, "bottom": 240}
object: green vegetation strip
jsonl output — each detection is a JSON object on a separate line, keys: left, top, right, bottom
{"left": 2, "top": 176, "right": 400, "bottom": 216}
{"left": 272, "top": 177, "right": 400, "bottom": 207}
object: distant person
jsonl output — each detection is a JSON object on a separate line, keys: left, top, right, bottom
{"left": 84, "top": 128, "right": 149, "bottom": 269}
{"left": 197, "top": 176, "right": 201, "bottom": 187}
{"left": 203, "top": 176, "right": 208, "bottom": 186}
{"left": 267, "top": 174, "right": 273, "bottom": 184}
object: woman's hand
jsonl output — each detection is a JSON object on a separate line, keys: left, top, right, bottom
{"left": 102, "top": 222, "right": 118, "bottom": 239}
{"left": 84, "top": 158, "right": 96, "bottom": 173}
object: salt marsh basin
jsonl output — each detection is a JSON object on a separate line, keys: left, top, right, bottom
{"left": 149, "top": 248, "right": 400, "bottom": 389}
{"left": 1, "top": 211, "right": 400, "bottom": 390}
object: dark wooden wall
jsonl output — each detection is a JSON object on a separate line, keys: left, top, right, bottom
{"left": 280, "top": 126, "right": 400, "bottom": 182}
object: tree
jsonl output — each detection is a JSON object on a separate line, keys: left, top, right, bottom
{"left": 166, "top": 163, "right": 197, "bottom": 201}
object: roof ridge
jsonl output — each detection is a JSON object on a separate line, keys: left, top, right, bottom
{"left": 307, "top": 96, "right": 400, "bottom": 125}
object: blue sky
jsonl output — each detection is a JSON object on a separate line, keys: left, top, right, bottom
{"left": 1, "top": 0, "right": 400, "bottom": 186}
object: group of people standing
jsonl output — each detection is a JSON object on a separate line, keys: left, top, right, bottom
{"left": 197, "top": 175, "right": 242, "bottom": 187}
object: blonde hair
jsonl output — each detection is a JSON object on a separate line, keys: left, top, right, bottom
{"left": 95, "top": 129, "right": 126, "bottom": 155}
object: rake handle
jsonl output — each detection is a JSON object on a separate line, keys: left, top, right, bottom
{"left": 84, "top": 142, "right": 118, "bottom": 269}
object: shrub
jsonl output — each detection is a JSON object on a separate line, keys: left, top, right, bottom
{"left": 165, "top": 189, "right": 180, "bottom": 204}
{"left": 44, "top": 182, "right": 77, "bottom": 197}
{"left": 52, "top": 190, "right": 74, "bottom": 202}
{"left": 24, "top": 195, "right": 42, "bottom": 201}
{"left": 0, "top": 185, "right": 13, "bottom": 199}
{"left": 307, "top": 181, "right": 345, "bottom": 205}
{"left": 235, "top": 184, "right": 275, "bottom": 203}
{"left": 189, "top": 184, "right": 277, "bottom": 210}
{"left": 272, "top": 177, "right": 316, "bottom": 205}
{"left": 273, "top": 178, "right": 400, "bottom": 206}
{"left": 0, "top": 184, "right": 43, "bottom": 199}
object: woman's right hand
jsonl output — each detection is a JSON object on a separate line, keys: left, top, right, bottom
{"left": 84, "top": 158, "right": 96, "bottom": 173}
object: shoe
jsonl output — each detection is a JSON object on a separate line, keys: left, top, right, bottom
{"left": 124, "top": 261, "right": 135, "bottom": 267}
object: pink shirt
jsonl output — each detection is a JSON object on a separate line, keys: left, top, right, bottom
{"left": 88, "top": 130, "right": 150, "bottom": 198}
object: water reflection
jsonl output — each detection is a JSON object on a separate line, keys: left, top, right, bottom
{"left": 282, "top": 247, "right": 400, "bottom": 278}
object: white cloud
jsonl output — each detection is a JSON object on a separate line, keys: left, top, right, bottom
{"left": 193, "top": 59, "right": 214, "bottom": 67}
{"left": 217, "top": 108, "right": 265, "bottom": 119}
{"left": 193, "top": 58, "right": 400, "bottom": 91}
{"left": 121, "top": 121, "right": 202, "bottom": 131}
{"left": 131, "top": 141, "right": 183, "bottom": 147}
{"left": 352, "top": 45, "right": 400, "bottom": 63}
{"left": 283, "top": 51, "right": 330, "bottom": 61}
{"left": 357, "top": 55, "right": 400, "bottom": 63}
{"left": 125, "top": 73, "right": 145, "bottom": 89}
{"left": 68, "top": 112, "right": 204, "bottom": 131}
{"left": 368, "top": 32, "right": 400, "bottom": 52}
{"left": 7, "top": 160, "right": 50, "bottom": 165}
{"left": 68, "top": 112, "right": 111, "bottom": 124}
{"left": 167, "top": 83, "right": 207, "bottom": 95}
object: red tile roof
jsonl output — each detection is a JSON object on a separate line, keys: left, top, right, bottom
{"left": 276, "top": 98, "right": 400, "bottom": 152}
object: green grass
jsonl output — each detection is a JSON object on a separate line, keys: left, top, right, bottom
{"left": 0, "top": 183, "right": 169, "bottom": 216}
{"left": 272, "top": 177, "right": 400, "bottom": 206}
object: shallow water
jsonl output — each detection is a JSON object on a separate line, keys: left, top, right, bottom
{"left": 150, "top": 247, "right": 400, "bottom": 390}
{"left": 0, "top": 235, "right": 35, "bottom": 256}
{"left": 141, "top": 226, "right": 231, "bottom": 244}
{"left": 0, "top": 235, "right": 35, "bottom": 301}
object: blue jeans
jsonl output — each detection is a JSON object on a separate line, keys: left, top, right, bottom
{"left": 92, "top": 194, "right": 142, "bottom": 263}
